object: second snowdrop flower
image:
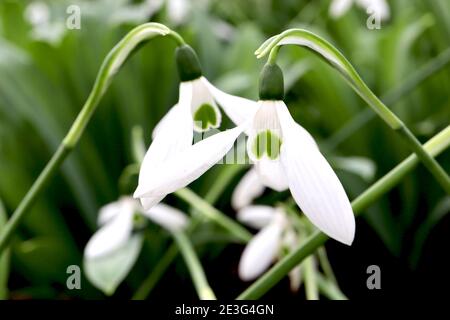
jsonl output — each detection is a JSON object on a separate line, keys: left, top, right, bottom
{"left": 245, "top": 63, "right": 355, "bottom": 245}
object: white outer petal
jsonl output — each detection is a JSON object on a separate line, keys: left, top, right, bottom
{"left": 231, "top": 168, "right": 266, "bottom": 210}
{"left": 139, "top": 195, "right": 166, "bottom": 211}
{"left": 202, "top": 77, "right": 258, "bottom": 127}
{"left": 84, "top": 201, "right": 135, "bottom": 259}
{"left": 254, "top": 159, "right": 289, "bottom": 192}
{"left": 238, "top": 218, "right": 284, "bottom": 281}
{"left": 152, "top": 104, "right": 179, "bottom": 140}
{"left": 97, "top": 201, "right": 121, "bottom": 226}
{"left": 134, "top": 82, "right": 193, "bottom": 200}
{"left": 142, "top": 203, "right": 189, "bottom": 232}
{"left": 237, "top": 205, "right": 276, "bottom": 230}
{"left": 276, "top": 102, "right": 355, "bottom": 245}
{"left": 329, "top": 0, "right": 354, "bottom": 18}
{"left": 135, "top": 124, "right": 247, "bottom": 198}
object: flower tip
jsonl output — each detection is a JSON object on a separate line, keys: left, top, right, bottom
{"left": 333, "top": 226, "right": 355, "bottom": 246}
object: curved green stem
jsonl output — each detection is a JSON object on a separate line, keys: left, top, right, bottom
{"left": 317, "top": 273, "right": 348, "bottom": 300}
{"left": 0, "top": 23, "right": 184, "bottom": 254}
{"left": 172, "top": 231, "right": 216, "bottom": 300}
{"left": 237, "top": 125, "right": 450, "bottom": 299}
{"left": 325, "top": 47, "right": 450, "bottom": 151}
{"left": 256, "top": 29, "right": 450, "bottom": 194}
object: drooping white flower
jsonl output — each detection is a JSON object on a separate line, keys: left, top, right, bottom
{"left": 243, "top": 64, "right": 355, "bottom": 246}
{"left": 84, "top": 197, "right": 188, "bottom": 259}
{"left": 329, "top": 0, "right": 390, "bottom": 21}
{"left": 83, "top": 196, "right": 188, "bottom": 294}
{"left": 237, "top": 206, "right": 304, "bottom": 291}
{"left": 134, "top": 45, "right": 257, "bottom": 209}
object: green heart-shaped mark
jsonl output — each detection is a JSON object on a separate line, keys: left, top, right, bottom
{"left": 193, "top": 103, "right": 220, "bottom": 131}
{"left": 252, "top": 130, "right": 282, "bottom": 160}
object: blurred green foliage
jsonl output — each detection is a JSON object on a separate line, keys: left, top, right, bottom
{"left": 0, "top": 0, "right": 449, "bottom": 299}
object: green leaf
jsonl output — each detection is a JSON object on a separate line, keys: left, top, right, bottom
{"left": 84, "top": 234, "right": 143, "bottom": 296}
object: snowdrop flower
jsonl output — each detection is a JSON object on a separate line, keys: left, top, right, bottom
{"left": 84, "top": 197, "right": 188, "bottom": 259}
{"left": 329, "top": 0, "right": 390, "bottom": 21}
{"left": 24, "top": 1, "right": 66, "bottom": 45}
{"left": 243, "top": 63, "right": 355, "bottom": 245}
{"left": 237, "top": 205, "right": 302, "bottom": 291}
{"left": 134, "top": 45, "right": 257, "bottom": 210}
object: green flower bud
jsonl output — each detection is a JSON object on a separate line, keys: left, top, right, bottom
{"left": 259, "top": 63, "right": 284, "bottom": 100}
{"left": 175, "top": 45, "right": 202, "bottom": 82}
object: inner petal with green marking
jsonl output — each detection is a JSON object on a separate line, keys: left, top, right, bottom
{"left": 251, "top": 130, "right": 282, "bottom": 160}
{"left": 193, "top": 103, "right": 221, "bottom": 132}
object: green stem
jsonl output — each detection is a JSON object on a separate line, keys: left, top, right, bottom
{"left": 132, "top": 244, "right": 178, "bottom": 300}
{"left": 175, "top": 188, "right": 252, "bottom": 243}
{"left": 303, "top": 255, "right": 319, "bottom": 300}
{"left": 0, "top": 200, "right": 10, "bottom": 300}
{"left": 317, "top": 247, "right": 337, "bottom": 286}
{"left": 172, "top": 231, "right": 216, "bottom": 300}
{"left": 133, "top": 165, "right": 245, "bottom": 299}
{"left": 256, "top": 29, "right": 450, "bottom": 194}
{"left": 237, "top": 125, "right": 450, "bottom": 300}
{"left": 325, "top": 47, "right": 450, "bottom": 151}
{"left": 0, "top": 23, "right": 183, "bottom": 254}
{"left": 317, "top": 273, "right": 348, "bottom": 300}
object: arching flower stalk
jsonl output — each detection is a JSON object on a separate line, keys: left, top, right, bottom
{"left": 134, "top": 45, "right": 257, "bottom": 209}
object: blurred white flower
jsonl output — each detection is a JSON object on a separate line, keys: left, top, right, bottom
{"left": 24, "top": 1, "right": 50, "bottom": 26}
{"left": 329, "top": 0, "right": 390, "bottom": 21}
{"left": 24, "top": 1, "right": 66, "bottom": 45}
{"left": 84, "top": 197, "right": 188, "bottom": 259}
{"left": 167, "top": 0, "right": 191, "bottom": 25}
{"left": 83, "top": 196, "right": 188, "bottom": 294}
{"left": 237, "top": 205, "right": 303, "bottom": 291}
{"left": 134, "top": 45, "right": 257, "bottom": 210}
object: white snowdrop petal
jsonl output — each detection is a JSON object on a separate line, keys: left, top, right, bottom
{"left": 254, "top": 159, "right": 289, "bottom": 192}
{"left": 97, "top": 201, "right": 122, "bottom": 226}
{"left": 142, "top": 203, "right": 189, "bottom": 232}
{"left": 139, "top": 195, "right": 165, "bottom": 211}
{"left": 84, "top": 203, "right": 135, "bottom": 259}
{"left": 237, "top": 205, "right": 276, "bottom": 229}
{"left": 202, "top": 77, "right": 258, "bottom": 127}
{"left": 231, "top": 168, "right": 266, "bottom": 210}
{"left": 191, "top": 78, "right": 222, "bottom": 132}
{"left": 238, "top": 221, "right": 283, "bottom": 281}
{"left": 276, "top": 102, "right": 355, "bottom": 245}
{"left": 134, "top": 82, "right": 193, "bottom": 199}
{"left": 152, "top": 104, "right": 179, "bottom": 140}
{"left": 135, "top": 124, "right": 246, "bottom": 198}
{"left": 329, "top": 0, "right": 354, "bottom": 18}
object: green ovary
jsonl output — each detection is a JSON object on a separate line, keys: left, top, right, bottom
{"left": 193, "top": 103, "right": 219, "bottom": 131}
{"left": 252, "top": 130, "right": 282, "bottom": 160}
